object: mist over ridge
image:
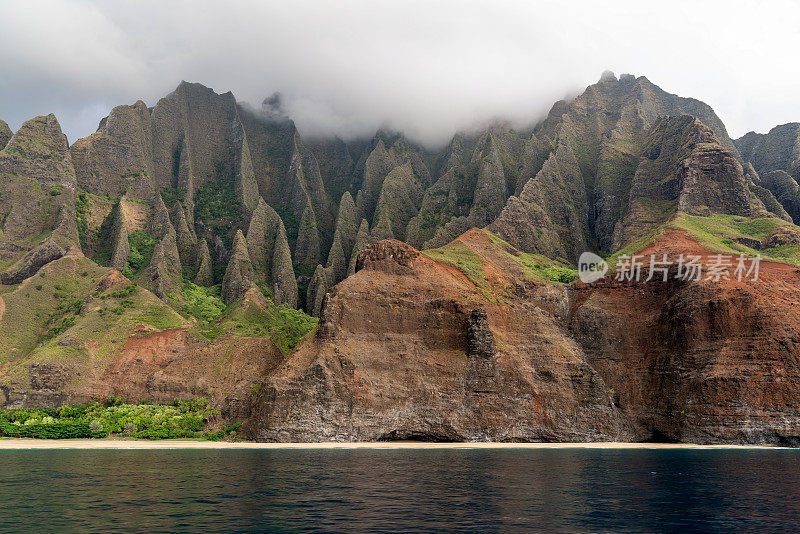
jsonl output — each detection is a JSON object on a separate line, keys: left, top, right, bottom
{"left": 1, "top": 0, "right": 800, "bottom": 146}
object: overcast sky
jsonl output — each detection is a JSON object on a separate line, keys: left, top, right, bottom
{"left": 1, "top": 0, "right": 798, "bottom": 147}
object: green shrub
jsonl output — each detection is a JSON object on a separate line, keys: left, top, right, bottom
{"left": 181, "top": 282, "right": 226, "bottom": 324}
{"left": 540, "top": 265, "right": 578, "bottom": 284}
{"left": 0, "top": 420, "right": 96, "bottom": 439}
{"left": 0, "top": 398, "right": 221, "bottom": 440}
{"left": 111, "top": 299, "right": 135, "bottom": 315}
{"left": 110, "top": 284, "right": 137, "bottom": 298}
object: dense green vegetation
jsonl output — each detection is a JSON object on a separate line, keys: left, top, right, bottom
{"left": 124, "top": 229, "right": 157, "bottom": 275}
{"left": 166, "top": 282, "right": 316, "bottom": 354}
{"left": 537, "top": 264, "right": 578, "bottom": 283}
{"left": 161, "top": 185, "right": 184, "bottom": 208}
{"left": 179, "top": 282, "right": 226, "bottom": 324}
{"left": 0, "top": 399, "right": 241, "bottom": 440}
{"left": 674, "top": 213, "right": 787, "bottom": 245}
{"left": 275, "top": 205, "right": 298, "bottom": 242}
{"left": 198, "top": 290, "right": 318, "bottom": 354}
{"left": 75, "top": 190, "right": 91, "bottom": 247}
{"left": 194, "top": 161, "right": 242, "bottom": 246}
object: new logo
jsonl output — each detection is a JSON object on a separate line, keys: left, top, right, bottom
{"left": 578, "top": 252, "right": 608, "bottom": 283}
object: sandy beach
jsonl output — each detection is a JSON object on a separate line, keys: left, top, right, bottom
{"left": 0, "top": 439, "right": 792, "bottom": 450}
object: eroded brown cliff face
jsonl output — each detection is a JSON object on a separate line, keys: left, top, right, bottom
{"left": 246, "top": 235, "right": 631, "bottom": 442}
{"left": 571, "top": 229, "right": 800, "bottom": 445}
{"left": 246, "top": 230, "right": 800, "bottom": 444}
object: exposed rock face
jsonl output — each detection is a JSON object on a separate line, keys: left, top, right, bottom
{"left": 247, "top": 236, "right": 628, "bottom": 442}
{"left": 407, "top": 129, "right": 527, "bottom": 250}
{"left": 270, "top": 224, "right": 298, "bottom": 307}
{"left": 355, "top": 136, "right": 431, "bottom": 227}
{"left": 465, "top": 308, "right": 497, "bottom": 394}
{"left": 489, "top": 134, "right": 589, "bottom": 261}
{"left": 150, "top": 81, "right": 256, "bottom": 201}
{"left": 736, "top": 123, "right": 800, "bottom": 223}
{"left": 489, "top": 109, "right": 762, "bottom": 259}
{"left": 245, "top": 197, "right": 298, "bottom": 306}
{"left": 56, "top": 75, "right": 773, "bottom": 311}
{"left": 70, "top": 101, "right": 156, "bottom": 199}
{"left": 6, "top": 74, "right": 800, "bottom": 446}
{"left": 171, "top": 203, "right": 197, "bottom": 273}
{"left": 142, "top": 194, "right": 182, "bottom": 300}
{"left": 372, "top": 163, "right": 425, "bottom": 242}
{"left": 0, "top": 120, "right": 11, "bottom": 150}
{"left": 0, "top": 114, "right": 79, "bottom": 272}
{"left": 325, "top": 191, "right": 360, "bottom": 285}
{"left": 0, "top": 114, "right": 76, "bottom": 189}
{"left": 246, "top": 197, "right": 277, "bottom": 280}
{"left": 347, "top": 218, "right": 374, "bottom": 276}
{"left": 355, "top": 238, "right": 421, "bottom": 272}
{"left": 145, "top": 236, "right": 180, "bottom": 301}
{"left": 306, "top": 137, "right": 356, "bottom": 206}
{"left": 305, "top": 264, "right": 329, "bottom": 318}
{"left": 293, "top": 200, "right": 322, "bottom": 277}
{"left": 0, "top": 251, "right": 284, "bottom": 423}
{"left": 736, "top": 123, "right": 800, "bottom": 179}
{"left": 677, "top": 126, "right": 753, "bottom": 217}
{"left": 748, "top": 178, "right": 793, "bottom": 222}
{"left": 108, "top": 202, "right": 130, "bottom": 270}
{"left": 0, "top": 239, "right": 65, "bottom": 284}
{"left": 756, "top": 170, "right": 800, "bottom": 223}
{"left": 194, "top": 238, "right": 214, "bottom": 286}
{"left": 239, "top": 109, "right": 334, "bottom": 262}
{"left": 222, "top": 230, "right": 255, "bottom": 304}
{"left": 763, "top": 226, "right": 800, "bottom": 248}
{"left": 570, "top": 229, "right": 800, "bottom": 445}
{"left": 246, "top": 230, "right": 800, "bottom": 444}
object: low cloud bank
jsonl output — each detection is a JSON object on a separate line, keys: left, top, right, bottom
{"left": 1, "top": 0, "right": 798, "bottom": 145}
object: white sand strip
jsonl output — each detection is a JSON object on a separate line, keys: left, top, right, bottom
{"left": 0, "top": 439, "right": 793, "bottom": 450}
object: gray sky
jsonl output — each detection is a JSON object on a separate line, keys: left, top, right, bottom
{"left": 1, "top": 0, "right": 798, "bottom": 147}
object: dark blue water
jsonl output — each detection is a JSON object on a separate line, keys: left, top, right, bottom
{"left": 0, "top": 448, "right": 798, "bottom": 533}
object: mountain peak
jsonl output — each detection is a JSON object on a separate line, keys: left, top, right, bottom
{"left": 599, "top": 70, "right": 617, "bottom": 83}
{"left": 261, "top": 91, "right": 287, "bottom": 120}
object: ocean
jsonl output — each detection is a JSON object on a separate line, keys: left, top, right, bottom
{"left": 0, "top": 448, "right": 798, "bottom": 532}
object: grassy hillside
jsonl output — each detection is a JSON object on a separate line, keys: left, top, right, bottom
{"left": 422, "top": 230, "right": 577, "bottom": 303}
{"left": 672, "top": 213, "right": 800, "bottom": 264}
{"left": 194, "top": 293, "right": 318, "bottom": 355}
{"left": 0, "top": 256, "right": 184, "bottom": 363}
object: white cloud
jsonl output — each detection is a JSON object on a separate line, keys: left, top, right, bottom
{"left": 1, "top": 0, "right": 798, "bottom": 145}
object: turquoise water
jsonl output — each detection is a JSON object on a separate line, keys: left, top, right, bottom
{"left": 0, "top": 448, "right": 798, "bottom": 532}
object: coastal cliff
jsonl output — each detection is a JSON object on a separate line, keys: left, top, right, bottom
{"left": 2, "top": 73, "right": 800, "bottom": 445}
